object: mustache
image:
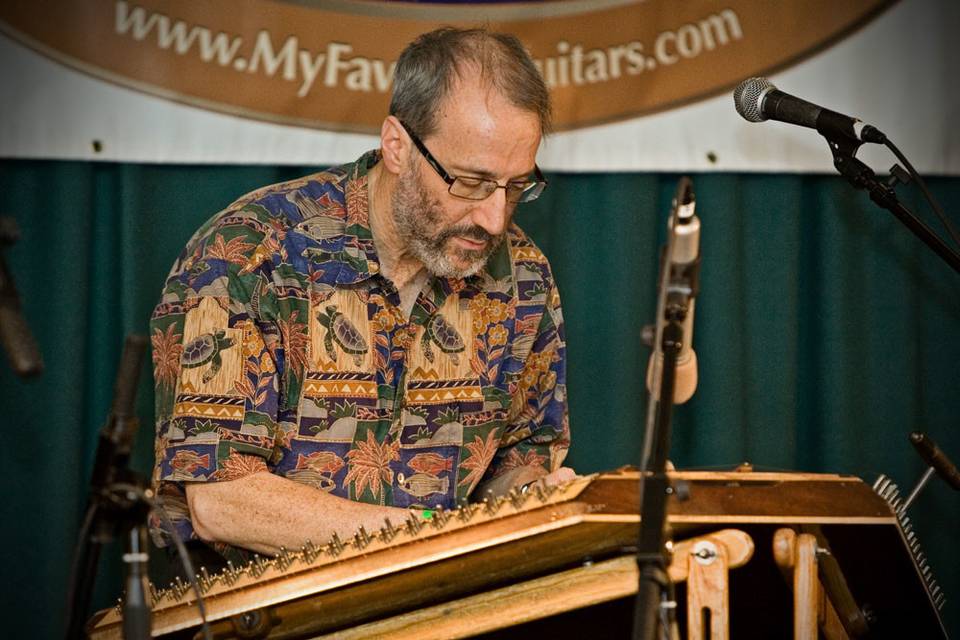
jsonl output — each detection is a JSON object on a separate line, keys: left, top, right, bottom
{"left": 437, "top": 225, "right": 495, "bottom": 244}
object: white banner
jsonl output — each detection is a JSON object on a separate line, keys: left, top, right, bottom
{"left": 0, "top": 0, "right": 956, "bottom": 174}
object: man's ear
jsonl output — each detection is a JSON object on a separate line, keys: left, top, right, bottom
{"left": 380, "top": 116, "right": 409, "bottom": 176}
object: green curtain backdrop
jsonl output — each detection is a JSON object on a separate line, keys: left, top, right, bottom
{"left": 1, "top": 160, "right": 957, "bottom": 637}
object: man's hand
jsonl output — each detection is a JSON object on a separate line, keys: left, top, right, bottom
{"left": 474, "top": 465, "right": 578, "bottom": 498}
{"left": 539, "top": 466, "right": 577, "bottom": 487}
{"left": 533, "top": 467, "right": 577, "bottom": 487}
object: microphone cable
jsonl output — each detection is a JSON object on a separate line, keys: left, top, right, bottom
{"left": 883, "top": 138, "right": 960, "bottom": 251}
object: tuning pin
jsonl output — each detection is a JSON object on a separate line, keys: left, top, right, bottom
{"left": 196, "top": 567, "right": 212, "bottom": 593}
{"left": 222, "top": 561, "right": 241, "bottom": 586}
{"left": 354, "top": 526, "right": 373, "bottom": 549}
{"left": 532, "top": 484, "right": 549, "bottom": 503}
{"left": 275, "top": 547, "right": 294, "bottom": 572}
{"left": 328, "top": 532, "right": 345, "bottom": 556}
{"left": 431, "top": 506, "right": 450, "bottom": 529}
{"left": 149, "top": 583, "right": 160, "bottom": 605}
{"left": 872, "top": 475, "right": 890, "bottom": 492}
{"left": 248, "top": 555, "right": 271, "bottom": 578}
{"left": 457, "top": 503, "right": 478, "bottom": 523}
{"left": 406, "top": 514, "right": 423, "bottom": 536}
{"left": 302, "top": 540, "right": 320, "bottom": 564}
{"left": 509, "top": 487, "right": 530, "bottom": 510}
{"left": 172, "top": 576, "right": 189, "bottom": 601}
{"left": 221, "top": 562, "right": 236, "bottom": 586}
{"left": 483, "top": 495, "right": 500, "bottom": 516}
{"left": 380, "top": 518, "right": 399, "bottom": 543}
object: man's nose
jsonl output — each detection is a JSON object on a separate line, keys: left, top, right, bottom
{"left": 471, "top": 188, "right": 510, "bottom": 237}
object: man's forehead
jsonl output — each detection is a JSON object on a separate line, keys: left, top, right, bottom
{"left": 419, "top": 74, "right": 542, "bottom": 178}
{"left": 435, "top": 75, "right": 539, "bottom": 138}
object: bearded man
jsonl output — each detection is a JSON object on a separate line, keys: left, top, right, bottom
{"left": 149, "top": 27, "right": 573, "bottom": 562}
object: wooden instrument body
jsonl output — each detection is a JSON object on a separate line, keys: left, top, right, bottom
{"left": 88, "top": 469, "right": 947, "bottom": 639}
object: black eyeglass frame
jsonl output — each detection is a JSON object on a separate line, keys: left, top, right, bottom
{"left": 398, "top": 120, "right": 548, "bottom": 203}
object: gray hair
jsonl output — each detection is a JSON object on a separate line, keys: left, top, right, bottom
{"left": 389, "top": 27, "right": 552, "bottom": 138}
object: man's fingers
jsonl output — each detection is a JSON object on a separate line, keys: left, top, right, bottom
{"left": 541, "top": 466, "right": 577, "bottom": 487}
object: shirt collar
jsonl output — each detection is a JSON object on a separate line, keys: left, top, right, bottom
{"left": 328, "top": 149, "right": 381, "bottom": 285}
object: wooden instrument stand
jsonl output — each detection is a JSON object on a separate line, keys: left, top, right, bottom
{"left": 671, "top": 529, "right": 753, "bottom": 640}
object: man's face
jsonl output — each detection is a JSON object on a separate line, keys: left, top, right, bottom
{"left": 391, "top": 79, "right": 542, "bottom": 279}
{"left": 392, "top": 161, "right": 497, "bottom": 278}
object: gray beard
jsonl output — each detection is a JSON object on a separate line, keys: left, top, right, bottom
{"left": 392, "top": 164, "right": 504, "bottom": 279}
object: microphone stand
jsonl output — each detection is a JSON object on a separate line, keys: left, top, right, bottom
{"left": 632, "top": 320, "right": 682, "bottom": 640}
{"left": 825, "top": 135, "right": 960, "bottom": 275}
{"left": 632, "top": 178, "right": 696, "bottom": 640}
{"left": 64, "top": 335, "right": 152, "bottom": 640}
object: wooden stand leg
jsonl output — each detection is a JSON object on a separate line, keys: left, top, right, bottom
{"left": 774, "top": 529, "right": 818, "bottom": 639}
{"left": 668, "top": 529, "right": 754, "bottom": 640}
{"left": 774, "top": 528, "right": 854, "bottom": 640}
{"left": 793, "top": 533, "right": 819, "bottom": 640}
{"left": 686, "top": 540, "right": 729, "bottom": 640}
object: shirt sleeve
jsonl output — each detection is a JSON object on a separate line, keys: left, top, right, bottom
{"left": 486, "top": 279, "right": 570, "bottom": 484}
{"left": 148, "top": 210, "right": 282, "bottom": 547}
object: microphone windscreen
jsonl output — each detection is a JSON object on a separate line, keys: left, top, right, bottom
{"left": 645, "top": 350, "right": 698, "bottom": 405}
{"left": 0, "top": 302, "right": 43, "bottom": 377}
{"left": 734, "top": 77, "right": 775, "bottom": 123}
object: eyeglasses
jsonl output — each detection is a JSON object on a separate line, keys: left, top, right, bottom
{"left": 399, "top": 121, "right": 547, "bottom": 204}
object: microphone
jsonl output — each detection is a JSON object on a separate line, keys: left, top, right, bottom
{"left": 0, "top": 217, "right": 43, "bottom": 377}
{"left": 910, "top": 432, "right": 960, "bottom": 491}
{"left": 646, "top": 180, "right": 699, "bottom": 404}
{"left": 734, "top": 77, "right": 886, "bottom": 144}
{"left": 88, "top": 334, "right": 149, "bottom": 504}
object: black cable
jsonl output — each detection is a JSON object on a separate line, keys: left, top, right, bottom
{"left": 154, "top": 496, "right": 213, "bottom": 640}
{"left": 885, "top": 138, "right": 960, "bottom": 250}
{"left": 70, "top": 488, "right": 214, "bottom": 639}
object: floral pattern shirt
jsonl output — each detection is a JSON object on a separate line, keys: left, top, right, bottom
{"left": 149, "top": 151, "right": 569, "bottom": 550}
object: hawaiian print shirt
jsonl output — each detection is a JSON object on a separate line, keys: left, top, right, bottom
{"left": 149, "top": 151, "right": 569, "bottom": 551}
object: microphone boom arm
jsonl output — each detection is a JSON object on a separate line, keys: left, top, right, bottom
{"left": 826, "top": 130, "right": 960, "bottom": 275}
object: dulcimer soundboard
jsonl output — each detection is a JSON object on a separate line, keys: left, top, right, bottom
{"left": 88, "top": 468, "right": 948, "bottom": 639}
